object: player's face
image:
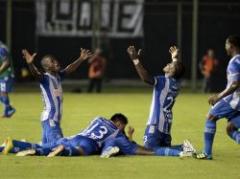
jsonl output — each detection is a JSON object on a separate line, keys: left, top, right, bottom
{"left": 43, "top": 57, "right": 61, "bottom": 72}
{"left": 225, "top": 39, "right": 232, "bottom": 56}
{"left": 115, "top": 121, "right": 126, "bottom": 131}
{"left": 163, "top": 62, "right": 176, "bottom": 75}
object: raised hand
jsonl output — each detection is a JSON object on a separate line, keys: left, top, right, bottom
{"left": 127, "top": 126, "right": 135, "bottom": 137}
{"left": 127, "top": 46, "right": 140, "bottom": 60}
{"left": 80, "top": 48, "right": 92, "bottom": 61}
{"left": 169, "top": 46, "right": 179, "bottom": 60}
{"left": 22, "top": 49, "right": 37, "bottom": 64}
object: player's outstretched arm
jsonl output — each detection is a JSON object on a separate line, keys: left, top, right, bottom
{"left": 127, "top": 46, "right": 154, "bottom": 85}
{"left": 169, "top": 46, "right": 180, "bottom": 62}
{"left": 63, "top": 48, "right": 92, "bottom": 74}
{"left": 22, "top": 49, "right": 43, "bottom": 80}
{"left": 208, "top": 81, "right": 240, "bottom": 105}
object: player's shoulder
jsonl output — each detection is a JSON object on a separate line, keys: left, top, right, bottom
{"left": 230, "top": 54, "right": 240, "bottom": 64}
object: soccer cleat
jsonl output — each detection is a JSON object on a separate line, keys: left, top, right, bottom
{"left": 179, "top": 151, "right": 193, "bottom": 158}
{"left": 0, "top": 139, "right": 7, "bottom": 147}
{"left": 194, "top": 152, "right": 212, "bottom": 160}
{"left": 16, "top": 149, "right": 36, "bottom": 156}
{"left": 183, "top": 140, "right": 196, "bottom": 154}
{"left": 2, "top": 137, "right": 13, "bottom": 155}
{"left": 2, "top": 107, "right": 16, "bottom": 118}
{"left": 47, "top": 145, "right": 65, "bottom": 157}
{"left": 100, "top": 146, "right": 120, "bottom": 158}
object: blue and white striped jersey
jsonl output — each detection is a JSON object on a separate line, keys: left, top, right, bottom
{"left": 223, "top": 54, "right": 240, "bottom": 110}
{"left": 77, "top": 117, "right": 121, "bottom": 147}
{"left": 147, "top": 75, "right": 180, "bottom": 134}
{"left": 40, "top": 71, "right": 64, "bottom": 122}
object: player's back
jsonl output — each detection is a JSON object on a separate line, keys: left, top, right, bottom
{"left": 79, "top": 117, "right": 121, "bottom": 147}
{"left": 147, "top": 75, "right": 181, "bottom": 134}
{"left": 40, "top": 72, "right": 63, "bottom": 122}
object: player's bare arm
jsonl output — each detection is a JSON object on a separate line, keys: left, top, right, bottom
{"left": 208, "top": 81, "right": 240, "bottom": 105}
{"left": 169, "top": 46, "right": 180, "bottom": 62}
{"left": 0, "top": 58, "right": 10, "bottom": 74}
{"left": 22, "top": 49, "right": 43, "bottom": 80}
{"left": 127, "top": 126, "right": 135, "bottom": 141}
{"left": 127, "top": 46, "right": 154, "bottom": 85}
{"left": 63, "top": 48, "right": 92, "bottom": 74}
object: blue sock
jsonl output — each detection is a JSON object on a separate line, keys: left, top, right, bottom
{"left": 228, "top": 130, "right": 240, "bottom": 144}
{"left": 0, "top": 146, "right": 4, "bottom": 152}
{"left": 171, "top": 144, "right": 183, "bottom": 150}
{"left": 154, "top": 147, "right": 181, "bottom": 156}
{"left": 62, "top": 146, "right": 81, "bottom": 156}
{"left": 10, "top": 140, "right": 38, "bottom": 153}
{"left": 1, "top": 96, "right": 11, "bottom": 115}
{"left": 35, "top": 147, "right": 52, "bottom": 156}
{"left": 204, "top": 120, "right": 216, "bottom": 156}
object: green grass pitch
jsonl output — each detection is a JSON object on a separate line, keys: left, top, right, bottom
{"left": 0, "top": 87, "right": 239, "bottom": 179}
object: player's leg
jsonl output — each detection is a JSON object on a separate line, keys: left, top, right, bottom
{"left": 2, "top": 137, "right": 40, "bottom": 154}
{"left": 143, "top": 125, "right": 161, "bottom": 150}
{"left": 226, "top": 115, "right": 240, "bottom": 144}
{"left": 48, "top": 136, "right": 98, "bottom": 157}
{"left": 100, "top": 139, "right": 120, "bottom": 158}
{"left": 96, "top": 79, "right": 102, "bottom": 93}
{"left": 41, "top": 119, "right": 63, "bottom": 147}
{"left": 101, "top": 137, "right": 151, "bottom": 158}
{"left": 0, "top": 79, "right": 15, "bottom": 118}
{"left": 87, "top": 78, "right": 95, "bottom": 92}
{"left": 197, "top": 100, "right": 237, "bottom": 159}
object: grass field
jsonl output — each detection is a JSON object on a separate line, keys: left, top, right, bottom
{"left": 0, "top": 87, "right": 239, "bottom": 179}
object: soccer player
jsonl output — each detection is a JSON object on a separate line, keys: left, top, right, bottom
{"left": 126, "top": 45, "right": 195, "bottom": 156}
{"left": 0, "top": 41, "right": 15, "bottom": 118}
{"left": 196, "top": 35, "right": 240, "bottom": 160}
{"left": 3, "top": 113, "right": 128, "bottom": 156}
{"left": 21, "top": 48, "right": 92, "bottom": 146}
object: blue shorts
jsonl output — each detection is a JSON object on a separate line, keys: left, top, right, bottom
{"left": 144, "top": 125, "right": 171, "bottom": 150}
{"left": 61, "top": 135, "right": 99, "bottom": 156}
{"left": 0, "top": 77, "right": 13, "bottom": 93}
{"left": 41, "top": 119, "right": 63, "bottom": 147}
{"left": 209, "top": 100, "right": 240, "bottom": 128}
{"left": 103, "top": 137, "right": 138, "bottom": 155}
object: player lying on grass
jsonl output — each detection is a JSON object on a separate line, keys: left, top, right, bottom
{"left": 196, "top": 35, "right": 240, "bottom": 160}
{"left": 1, "top": 113, "right": 128, "bottom": 156}
{"left": 21, "top": 48, "right": 92, "bottom": 147}
{"left": 100, "top": 126, "right": 196, "bottom": 158}
{"left": 127, "top": 45, "right": 191, "bottom": 156}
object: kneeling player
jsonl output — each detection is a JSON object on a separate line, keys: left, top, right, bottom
{"left": 127, "top": 45, "right": 195, "bottom": 156}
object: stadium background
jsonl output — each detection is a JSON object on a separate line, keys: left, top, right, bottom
{"left": 0, "top": 0, "right": 240, "bottom": 91}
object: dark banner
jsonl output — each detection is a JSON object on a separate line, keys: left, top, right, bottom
{"left": 36, "top": 0, "right": 144, "bottom": 38}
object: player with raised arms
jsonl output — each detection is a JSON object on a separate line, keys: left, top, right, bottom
{"left": 21, "top": 48, "right": 92, "bottom": 146}
{"left": 126, "top": 45, "right": 196, "bottom": 156}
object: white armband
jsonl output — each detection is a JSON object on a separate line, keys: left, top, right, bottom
{"left": 133, "top": 59, "right": 139, "bottom": 65}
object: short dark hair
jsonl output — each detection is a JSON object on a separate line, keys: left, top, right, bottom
{"left": 110, "top": 113, "right": 128, "bottom": 125}
{"left": 227, "top": 35, "right": 240, "bottom": 48}
{"left": 173, "top": 61, "right": 185, "bottom": 79}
